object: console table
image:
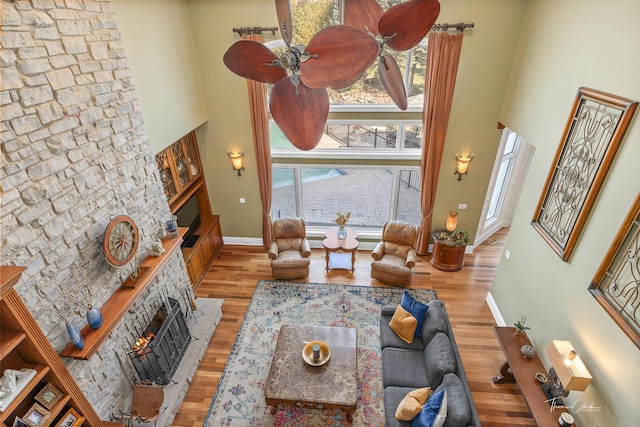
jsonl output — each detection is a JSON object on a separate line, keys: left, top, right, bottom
{"left": 492, "top": 326, "right": 576, "bottom": 426}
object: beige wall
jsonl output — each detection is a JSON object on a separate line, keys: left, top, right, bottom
{"left": 493, "top": 0, "right": 640, "bottom": 425}
{"left": 112, "top": 0, "right": 208, "bottom": 152}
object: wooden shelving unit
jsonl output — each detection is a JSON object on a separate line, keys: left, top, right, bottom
{"left": 59, "top": 231, "right": 185, "bottom": 360}
{"left": 0, "top": 266, "right": 103, "bottom": 427}
{"left": 156, "top": 131, "right": 223, "bottom": 291}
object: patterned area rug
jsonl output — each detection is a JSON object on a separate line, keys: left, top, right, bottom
{"left": 205, "top": 281, "right": 437, "bottom": 426}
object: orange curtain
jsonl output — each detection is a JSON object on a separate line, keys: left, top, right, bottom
{"left": 416, "top": 32, "right": 464, "bottom": 255}
{"left": 244, "top": 34, "right": 273, "bottom": 247}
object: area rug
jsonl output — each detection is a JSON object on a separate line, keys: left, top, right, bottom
{"left": 204, "top": 280, "right": 437, "bottom": 427}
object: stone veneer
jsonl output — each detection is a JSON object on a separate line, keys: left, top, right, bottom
{"left": 1, "top": 0, "right": 193, "bottom": 418}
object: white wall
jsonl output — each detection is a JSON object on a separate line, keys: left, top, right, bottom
{"left": 493, "top": 1, "right": 640, "bottom": 425}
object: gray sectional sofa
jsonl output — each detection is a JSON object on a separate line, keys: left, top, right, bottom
{"left": 380, "top": 300, "right": 481, "bottom": 427}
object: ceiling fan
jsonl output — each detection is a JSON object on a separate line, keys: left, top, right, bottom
{"left": 223, "top": 0, "right": 441, "bottom": 151}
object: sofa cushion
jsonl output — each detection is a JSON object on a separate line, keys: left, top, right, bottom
{"left": 424, "top": 333, "right": 456, "bottom": 387}
{"left": 384, "top": 387, "right": 418, "bottom": 427}
{"left": 401, "top": 291, "right": 429, "bottom": 338}
{"left": 382, "top": 347, "right": 429, "bottom": 388}
{"left": 384, "top": 242, "right": 412, "bottom": 258}
{"left": 389, "top": 305, "right": 418, "bottom": 344}
{"left": 395, "top": 387, "right": 431, "bottom": 421}
{"left": 412, "top": 389, "right": 447, "bottom": 427}
{"left": 420, "top": 301, "right": 449, "bottom": 346}
{"left": 270, "top": 250, "right": 311, "bottom": 266}
{"left": 276, "top": 237, "right": 302, "bottom": 252}
{"left": 435, "top": 373, "right": 471, "bottom": 427}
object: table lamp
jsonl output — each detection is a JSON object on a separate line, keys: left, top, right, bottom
{"left": 544, "top": 340, "right": 592, "bottom": 400}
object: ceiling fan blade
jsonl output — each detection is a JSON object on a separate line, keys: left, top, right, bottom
{"left": 330, "top": 72, "right": 365, "bottom": 90}
{"left": 300, "top": 25, "right": 379, "bottom": 89}
{"left": 344, "top": 0, "right": 383, "bottom": 37}
{"left": 275, "top": 0, "right": 294, "bottom": 46}
{"left": 379, "top": 0, "right": 441, "bottom": 51}
{"left": 223, "top": 40, "right": 287, "bottom": 84}
{"left": 269, "top": 78, "right": 329, "bottom": 151}
{"left": 378, "top": 54, "right": 407, "bottom": 110}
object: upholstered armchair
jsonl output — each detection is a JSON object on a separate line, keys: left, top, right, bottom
{"left": 371, "top": 220, "right": 420, "bottom": 286}
{"left": 268, "top": 217, "right": 311, "bottom": 280}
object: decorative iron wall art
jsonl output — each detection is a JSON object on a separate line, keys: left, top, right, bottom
{"left": 532, "top": 87, "right": 637, "bottom": 261}
{"left": 589, "top": 193, "right": 640, "bottom": 349}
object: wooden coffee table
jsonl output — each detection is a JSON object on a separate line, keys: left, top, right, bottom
{"left": 264, "top": 324, "right": 358, "bottom": 421}
{"left": 323, "top": 227, "right": 359, "bottom": 272}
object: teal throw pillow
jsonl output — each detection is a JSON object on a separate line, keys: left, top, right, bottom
{"left": 401, "top": 291, "right": 429, "bottom": 338}
{"left": 412, "top": 389, "right": 447, "bottom": 427}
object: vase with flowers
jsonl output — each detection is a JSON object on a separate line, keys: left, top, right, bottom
{"left": 49, "top": 294, "right": 84, "bottom": 350}
{"left": 71, "top": 260, "right": 103, "bottom": 330}
{"left": 335, "top": 211, "right": 351, "bottom": 239}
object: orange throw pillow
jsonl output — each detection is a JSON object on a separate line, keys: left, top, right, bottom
{"left": 395, "top": 387, "right": 432, "bottom": 421}
{"left": 389, "top": 305, "right": 417, "bottom": 344}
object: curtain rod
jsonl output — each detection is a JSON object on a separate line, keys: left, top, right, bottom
{"left": 232, "top": 22, "right": 473, "bottom": 36}
{"left": 432, "top": 22, "right": 474, "bottom": 32}
{"left": 233, "top": 26, "right": 279, "bottom": 36}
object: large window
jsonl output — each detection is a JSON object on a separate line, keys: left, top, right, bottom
{"left": 269, "top": 0, "right": 426, "bottom": 232}
{"left": 272, "top": 167, "right": 421, "bottom": 230}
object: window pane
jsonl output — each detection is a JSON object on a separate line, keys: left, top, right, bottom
{"left": 301, "top": 168, "right": 391, "bottom": 228}
{"left": 272, "top": 168, "right": 296, "bottom": 219}
{"left": 325, "top": 124, "right": 398, "bottom": 149}
{"left": 291, "top": 0, "right": 339, "bottom": 46}
{"left": 395, "top": 170, "right": 422, "bottom": 224}
{"left": 401, "top": 124, "right": 423, "bottom": 149}
{"left": 407, "top": 43, "right": 427, "bottom": 101}
{"left": 271, "top": 122, "right": 420, "bottom": 151}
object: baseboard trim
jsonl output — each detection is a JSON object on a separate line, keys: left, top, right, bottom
{"left": 222, "top": 237, "right": 264, "bottom": 246}
{"left": 486, "top": 292, "right": 506, "bottom": 326}
{"left": 221, "top": 239, "right": 474, "bottom": 255}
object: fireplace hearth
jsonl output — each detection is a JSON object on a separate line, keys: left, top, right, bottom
{"left": 128, "top": 297, "right": 191, "bottom": 385}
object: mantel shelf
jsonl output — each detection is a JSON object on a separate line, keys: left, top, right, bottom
{"left": 60, "top": 229, "right": 185, "bottom": 360}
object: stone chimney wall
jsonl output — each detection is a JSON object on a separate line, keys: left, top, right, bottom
{"left": 1, "top": 0, "right": 191, "bottom": 418}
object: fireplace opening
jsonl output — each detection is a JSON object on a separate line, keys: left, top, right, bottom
{"left": 128, "top": 297, "right": 191, "bottom": 385}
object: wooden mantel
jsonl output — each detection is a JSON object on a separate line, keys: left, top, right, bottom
{"left": 60, "top": 230, "right": 185, "bottom": 360}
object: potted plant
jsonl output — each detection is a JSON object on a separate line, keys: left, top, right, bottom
{"left": 450, "top": 229, "right": 470, "bottom": 246}
{"left": 514, "top": 315, "right": 531, "bottom": 336}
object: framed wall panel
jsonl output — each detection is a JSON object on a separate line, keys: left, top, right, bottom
{"left": 532, "top": 87, "right": 637, "bottom": 261}
{"left": 589, "top": 193, "right": 640, "bottom": 349}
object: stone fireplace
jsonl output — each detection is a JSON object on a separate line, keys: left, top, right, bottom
{"left": 128, "top": 297, "right": 191, "bottom": 386}
{"left": 0, "top": 0, "right": 220, "bottom": 423}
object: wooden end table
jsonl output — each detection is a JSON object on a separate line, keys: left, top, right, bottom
{"left": 430, "top": 229, "right": 465, "bottom": 271}
{"left": 492, "top": 326, "right": 577, "bottom": 426}
{"left": 323, "top": 227, "right": 359, "bottom": 272}
{"left": 264, "top": 324, "right": 358, "bottom": 421}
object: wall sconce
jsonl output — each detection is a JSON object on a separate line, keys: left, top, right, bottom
{"left": 455, "top": 153, "right": 474, "bottom": 180}
{"left": 544, "top": 340, "right": 592, "bottom": 400}
{"left": 228, "top": 151, "right": 245, "bottom": 176}
{"left": 446, "top": 211, "right": 458, "bottom": 232}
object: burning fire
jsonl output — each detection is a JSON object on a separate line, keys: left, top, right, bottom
{"left": 133, "top": 332, "right": 155, "bottom": 352}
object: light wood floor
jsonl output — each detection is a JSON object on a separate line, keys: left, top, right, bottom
{"left": 172, "top": 228, "right": 535, "bottom": 426}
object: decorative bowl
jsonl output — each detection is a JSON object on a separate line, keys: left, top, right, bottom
{"left": 302, "top": 341, "right": 330, "bottom": 366}
{"left": 535, "top": 372, "right": 547, "bottom": 383}
{"left": 520, "top": 344, "right": 536, "bottom": 359}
